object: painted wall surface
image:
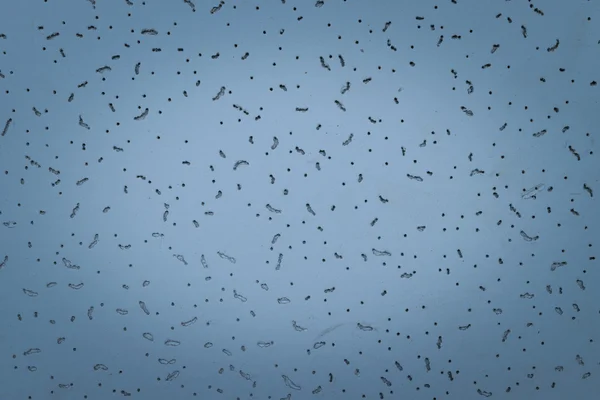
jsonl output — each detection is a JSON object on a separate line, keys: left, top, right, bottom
{"left": 0, "top": 0, "right": 599, "bottom": 399}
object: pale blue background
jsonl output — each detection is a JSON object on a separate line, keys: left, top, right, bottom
{"left": 0, "top": 0, "right": 599, "bottom": 399}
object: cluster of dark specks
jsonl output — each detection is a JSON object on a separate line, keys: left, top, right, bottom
{"left": 0, "top": 0, "right": 598, "bottom": 399}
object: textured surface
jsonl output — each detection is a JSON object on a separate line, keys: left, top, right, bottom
{"left": 0, "top": 0, "right": 599, "bottom": 399}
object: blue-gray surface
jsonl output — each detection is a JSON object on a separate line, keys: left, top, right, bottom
{"left": 0, "top": 0, "right": 599, "bottom": 399}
